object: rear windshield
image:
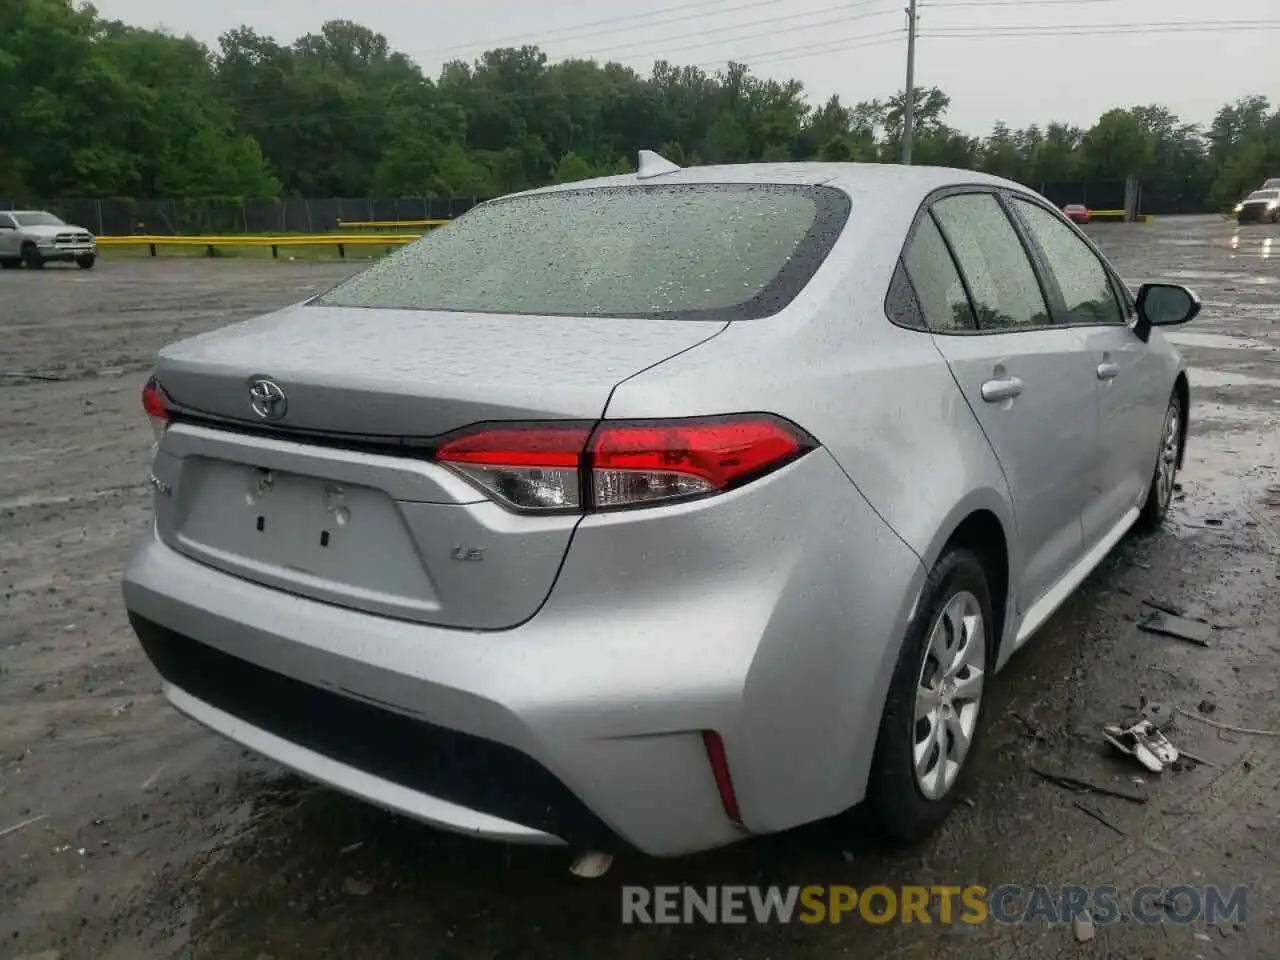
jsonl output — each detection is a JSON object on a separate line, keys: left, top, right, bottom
{"left": 314, "top": 183, "right": 851, "bottom": 321}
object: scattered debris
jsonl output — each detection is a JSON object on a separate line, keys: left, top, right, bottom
{"left": 1140, "top": 702, "right": 1174, "bottom": 727}
{"left": 1103, "top": 719, "right": 1179, "bottom": 773}
{"left": 1177, "top": 709, "right": 1280, "bottom": 738}
{"left": 1142, "top": 597, "right": 1185, "bottom": 617}
{"left": 1137, "top": 610, "right": 1213, "bottom": 647}
{"left": 342, "top": 876, "right": 375, "bottom": 896}
{"left": 140, "top": 764, "right": 167, "bottom": 791}
{"left": 1030, "top": 768, "right": 1147, "bottom": 804}
{"left": 0, "top": 813, "right": 48, "bottom": 839}
{"left": 1010, "top": 710, "right": 1046, "bottom": 740}
{"left": 1197, "top": 698, "right": 1217, "bottom": 715}
{"left": 569, "top": 850, "right": 614, "bottom": 878}
{"left": 1071, "top": 800, "right": 1126, "bottom": 836}
{"left": 1073, "top": 910, "right": 1097, "bottom": 942}
{"left": 1176, "top": 748, "right": 1219, "bottom": 768}
{"left": 339, "top": 841, "right": 364, "bottom": 856}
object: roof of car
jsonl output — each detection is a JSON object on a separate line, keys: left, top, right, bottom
{"left": 507, "top": 162, "right": 1027, "bottom": 202}
{"left": 1, "top": 210, "right": 54, "bottom": 216}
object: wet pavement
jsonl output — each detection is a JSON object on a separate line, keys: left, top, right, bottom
{"left": 1, "top": 216, "right": 1278, "bottom": 959}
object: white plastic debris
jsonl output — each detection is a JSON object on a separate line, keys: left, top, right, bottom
{"left": 569, "top": 851, "right": 614, "bottom": 878}
{"left": 1073, "top": 910, "right": 1097, "bottom": 942}
{"left": 1103, "top": 719, "right": 1179, "bottom": 773}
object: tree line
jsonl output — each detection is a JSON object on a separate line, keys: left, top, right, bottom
{"left": 3, "top": 0, "right": 1277, "bottom": 210}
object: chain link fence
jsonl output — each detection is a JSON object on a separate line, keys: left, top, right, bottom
{"left": 3, "top": 181, "right": 1171, "bottom": 234}
{"left": 0, "top": 198, "right": 487, "bottom": 236}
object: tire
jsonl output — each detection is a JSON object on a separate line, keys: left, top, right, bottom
{"left": 22, "top": 243, "right": 44, "bottom": 269}
{"left": 866, "top": 547, "right": 993, "bottom": 844}
{"left": 0, "top": 259, "right": 19, "bottom": 270}
{"left": 1137, "top": 390, "right": 1183, "bottom": 531}
{"left": 76, "top": 254, "right": 96, "bottom": 269}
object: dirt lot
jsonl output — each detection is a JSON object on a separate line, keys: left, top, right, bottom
{"left": 2, "top": 217, "right": 1278, "bottom": 959}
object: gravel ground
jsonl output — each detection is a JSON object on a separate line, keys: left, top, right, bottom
{"left": 1, "top": 217, "right": 1278, "bottom": 959}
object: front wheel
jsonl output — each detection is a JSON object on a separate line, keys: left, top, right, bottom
{"left": 866, "top": 548, "right": 992, "bottom": 844}
{"left": 76, "top": 254, "right": 96, "bottom": 269}
{"left": 1137, "top": 391, "right": 1183, "bottom": 531}
{"left": 22, "top": 243, "right": 44, "bottom": 269}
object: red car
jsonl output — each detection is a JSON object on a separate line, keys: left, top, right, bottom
{"left": 1063, "top": 203, "right": 1092, "bottom": 224}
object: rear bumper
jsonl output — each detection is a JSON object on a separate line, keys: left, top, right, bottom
{"left": 123, "top": 448, "right": 925, "bottom": 856}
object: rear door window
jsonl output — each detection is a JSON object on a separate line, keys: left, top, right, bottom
{"left": 932, "top": 193, "right": 1052, "bottom": 331}
{"left": 902, "top": 214, "right": 976, "bottom": 332}
{"left": 315, "top": 183, "right": 852, "bottom": 321}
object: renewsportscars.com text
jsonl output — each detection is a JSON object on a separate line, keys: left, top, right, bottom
{"left": 621, "top": 884, "right": 1249, "bottom": 926}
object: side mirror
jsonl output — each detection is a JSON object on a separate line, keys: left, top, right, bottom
{"left": 1134, "top": 282, "right": 1200, "bottom": 342}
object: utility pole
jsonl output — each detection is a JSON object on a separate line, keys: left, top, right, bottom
{"left": 901, "top": 0, "right": 919, "bottom": 164}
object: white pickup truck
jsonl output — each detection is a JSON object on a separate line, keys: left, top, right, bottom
{"left": 0, "top": 210, "right": 97, "bottom": 269}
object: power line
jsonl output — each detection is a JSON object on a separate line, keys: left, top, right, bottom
{"left": 227, "top": 32, "right": 907, "bottom": 132}
{"left": 216, "top": 11, "right": 902, "bottom": 110}
{"left": 270, "top": 0, "right": 1136, "bottom": 65}
{"left": 421, "top": 0, "right": 797, "bottom": 56}
{"left": 566, "top": 6, "right": 900, "bottom": 64}
{"left": 924, "top": 18, "right": 1280, "bottom": 32}
{"left": 216, "top": 13, "right": 1273, "bottom": 117}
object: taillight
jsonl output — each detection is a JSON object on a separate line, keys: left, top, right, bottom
{"left": 141, "top": 377, "right": 169, "bottom": 442}
{"left": 433, "top": 415, "right": 814, "bottom": 513}
{"left": 435, "top": 425, "right": 591, "bottom": 511}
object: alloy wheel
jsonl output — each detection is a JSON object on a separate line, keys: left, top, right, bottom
{"left": 1155, "top": 403, "right": 1180, "bottom": 510}
{"left": 912, "top": 590, "right": 986, "bottom": 800}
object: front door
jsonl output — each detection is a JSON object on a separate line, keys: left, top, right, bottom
{"left": 1006, "top": 196, "right": 1163, "bottom": 548}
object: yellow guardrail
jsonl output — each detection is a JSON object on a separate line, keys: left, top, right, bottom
{"left": 337, "top": 219, "right": 450, "bottom": 228}
{"left": 96, "top": 234, "right": 423, "bottom": 258}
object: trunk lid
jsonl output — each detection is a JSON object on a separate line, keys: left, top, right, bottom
{"left": 150, "top": 304, "right": 726, "bottom": 629}
{"left": 156, "top": 304, "right": 721, "bottom": 435}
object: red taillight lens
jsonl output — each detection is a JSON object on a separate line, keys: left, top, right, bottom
{"left": 432, "top": 415, "right": 813, "bottom": 513}
{"left": 590, "top": 417, "right": 808, "bottom": 509}
{"left": 141, "top": 377, "right": 169, "bottom": 441}
{"left": 435, "top": 425, "right": 592, "bottom": 511}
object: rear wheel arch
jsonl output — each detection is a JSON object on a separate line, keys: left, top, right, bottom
{"left": 937, "top": 510, "right": 1010, "bottom": 662}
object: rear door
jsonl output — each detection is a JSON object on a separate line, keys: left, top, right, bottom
{"left": 915, "top": 190, "right": 1097, "bottom": 611}
{"left": 1006, "top": 195, "right": 1164, "bottom": 549}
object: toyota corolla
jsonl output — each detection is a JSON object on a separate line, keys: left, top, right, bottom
{"left": 123, "top": 154, "right": 1199, "bottom": 858}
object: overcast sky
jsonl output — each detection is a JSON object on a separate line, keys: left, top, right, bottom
{"left": 92, "top": 0, "right": 1276, "bottom": 134}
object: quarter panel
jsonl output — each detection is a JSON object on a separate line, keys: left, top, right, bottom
{"left": 601, "top": 305, "right": 1016, "bottom": 575}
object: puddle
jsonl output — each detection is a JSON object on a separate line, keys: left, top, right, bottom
{"left": 1190, "top": 368, "right": 1280, "bottom": 389}
{"left": 1229, "top": 235, "right": 1275, "bottom": 258}
{"left": 1166, "top": 332, "right": 1275, "bottom": 352}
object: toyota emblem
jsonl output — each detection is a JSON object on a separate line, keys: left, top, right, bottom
{"left": 248, "top": 378, "right": 287, "bottom": 421}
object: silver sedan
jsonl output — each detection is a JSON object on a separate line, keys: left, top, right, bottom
{"left": 123, "top": 154, "right": 1198, "bottom": 857}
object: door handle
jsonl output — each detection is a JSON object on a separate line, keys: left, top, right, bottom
{"left": 980, "top": 376, "right": 1024, "bottom": 403}
{"left": 1097, "top": 362, "right": 1121, "bottom": 380}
